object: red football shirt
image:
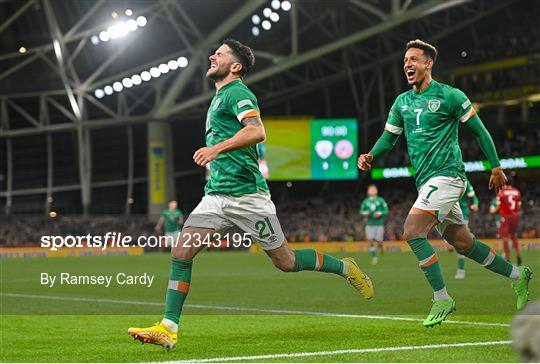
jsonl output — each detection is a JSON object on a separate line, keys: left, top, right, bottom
{"left": 497, "top": 185, "right": 521, "bottom": 216}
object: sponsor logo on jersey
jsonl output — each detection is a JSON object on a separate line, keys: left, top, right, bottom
{"left": 237, "top": 99, "right": 253, "bottom": 108}
{"left": 428, "top": 99, "right": 441, "bottom": 112}
{"left": 461, "top": 99, "right": 471, "bottom": 110}
{"left": 400, "top": 105, "right": 409, "bottom": 111}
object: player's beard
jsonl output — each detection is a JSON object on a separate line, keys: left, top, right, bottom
{"left": 207, "top": 66, "right": 229, "bottom": 83}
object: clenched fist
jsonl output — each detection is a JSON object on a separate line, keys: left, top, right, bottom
{"left": 358, "top": 153, "right": 374, "bottom": 171}
{"left": 193, "top": 147, "right": 219, "bottom": 166}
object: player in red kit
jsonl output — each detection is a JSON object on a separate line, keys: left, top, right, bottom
{"left": 497, "top": 177, "right": 522, "bottom": 265}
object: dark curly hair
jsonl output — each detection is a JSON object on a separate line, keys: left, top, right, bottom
{"left": 222, "top": 38, "right": 255, "bottom": 78}
{"left": 406, "top": 39, "right": 438, "bottom": 63}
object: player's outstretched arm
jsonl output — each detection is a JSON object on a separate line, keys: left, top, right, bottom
{"left": 463, "top": 114, "right": 507, "bottom": 192}
{"left": 358, "top": 130, "right": 400, "bottom": 171}
{"left": 193, "top": 116, "right": 265, "bottom": 166}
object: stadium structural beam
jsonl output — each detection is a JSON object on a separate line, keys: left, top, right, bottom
{"left": 159, "top": 0, "right": 445, "bottom": 118}
{"left": 153, "top": 0, "right": 265, "bottom": 118}
{"left": 0, "top": 0, "right": 36, "bottom": 33}
{"left": 348, "top": 0, "right": 388, "bottom": 20}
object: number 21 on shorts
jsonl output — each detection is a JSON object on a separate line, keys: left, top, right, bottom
{"left": 255, "top": 217, "right": 275, "bottom": 238}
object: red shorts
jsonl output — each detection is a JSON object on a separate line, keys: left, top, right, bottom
{"left": 499, "top": 215, "right": 519, "bottom": 238}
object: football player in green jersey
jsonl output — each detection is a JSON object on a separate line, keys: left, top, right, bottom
{"left": 155, "top": 200, "right": 184, "bottom": 251}
{"left": 360, "top": 184, "right": 389, "bottom": 265}
{"left": 358, "top": 39, "right": 532, "bottom": 327}
{"left": 128, "top": 39, "right": 374, "bottom": 349}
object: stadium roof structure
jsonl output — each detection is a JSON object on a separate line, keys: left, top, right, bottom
{"left": 0, "top": 0, "right": 520, "bottom": 138}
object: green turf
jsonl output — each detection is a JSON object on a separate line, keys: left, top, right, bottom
{"left": 1, "top": 250, "right": 538, "bottom": 362}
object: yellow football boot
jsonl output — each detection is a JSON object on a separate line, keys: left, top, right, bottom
{"left": 342, "top": 257, "right": 374, "bottom": 299}
{"left": 128, "top": 322, "right": 177, "bottom": 349}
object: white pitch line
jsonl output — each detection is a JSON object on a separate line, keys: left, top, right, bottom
{"left": 150, "top": 340, "right": 513, "bottom": 363}
{"left": 1, "top": 292, "right": 509, "bottom": 327}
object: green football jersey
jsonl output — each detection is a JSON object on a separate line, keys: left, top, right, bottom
{"left": 204, "top": 80, "right": 269, "bottom": 196}
{"left": 458, "top": 179, "right": 478, "bottom": 221}
{"left": 163, "top": 209, "right": 183, "bottom": 233}
{"left": 360, "top": 196, "right": 388, "bottom": 226}
{"left": 386, "top": 80, "right": 476, "bottom": 190}
{"left": 490, "top": 197, "right": 501, "bottom": 225}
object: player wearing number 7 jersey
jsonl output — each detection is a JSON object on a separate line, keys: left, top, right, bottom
{"left": 128, "top": 39, "right": 373, "bottom": 349}
{"left": 358, "top": 39, "right": 532, "bottom": 327}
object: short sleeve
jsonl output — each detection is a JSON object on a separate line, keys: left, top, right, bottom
{"left": 385, "top": 97, "right": 404, "bottom": 135}
{"left": 228, "top": 87, "right": 260, "bottom": 122}
{"left": 447, "top": 88, "right": 476, "bottom": 123}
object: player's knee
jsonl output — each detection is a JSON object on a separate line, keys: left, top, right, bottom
{"left": 272, "top": 256, "right": 295, "bottom": 272}
{"left": 402, "top": 228, "right": 423, "bottom": 242}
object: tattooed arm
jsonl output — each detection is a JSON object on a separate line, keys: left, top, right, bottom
{"left": 193, "top": 116, "right": 266, "bottom": 166}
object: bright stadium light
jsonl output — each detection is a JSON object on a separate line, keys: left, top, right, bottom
{"left": 263, "top": 8, "right": 272, "bottom": 17}
{"left": 104, "top": 85, "right": 113, "bottom": 95}
{"left": 108, "top": 23, "right": 128, "bottom": 39}
{"left": 94, "top": 89, "right": 105, "bottom": 99}
{"left": 262, "top": 20, "right": 271, "bottom": 30}
{"left": 125, "top": 9, "right": 133, "bottom": 16}
{"left": 122, "top": 77, "right": 133, "bottom": 88}
{"left": 252, "top": 26, "right": 260, "bottom": 36}
{"left": 141, "top": 71, "right": 151, "bottom": 81}
{"left": 251, "top": 14, "right": 260, "bottom": 24}
{"left": 131, "top": 74, "right": 142, "bottom": 85}
{"left": 91, "top": 35, "right": 99, "bottom": 45}
{"left": 126, "top": 19, "right": 138, "bottom": 32}
{"left": 112, "top": 81, "right": 123, "bottom": 92}
{"left": 158, "top": 64, "right": 169, "bottom": 74}
{"left": 177, "top": 57, "right": 188, "bottom": 68}
{"left": 99, "top": 31, "right": 110, "bottom": 42}
{"left": 136, "top": 16, "right": 147, "bottom": 27}
{"left": 150, "top": 67, "right": 161, "bottom": 78}
{"left": 271, "top": 0, "right": 281, "bottom": 10}
{"left": 281, "top": 0, "right": 291, "bottom": 11}
{"left": 270, "top": 12, "right": 280, "bottom": 22}
{"left": 168, "top": 60, "right": 178, "bottom": 70}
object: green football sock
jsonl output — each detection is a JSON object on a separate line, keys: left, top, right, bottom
{"left": 462, "top": 238, "right": 514, "bottom": 278}
{"left": 407, "top": 237, "right": 446, "bottom": 291}
{"left": 293, "top": 249, "right": 344, "bottom": 275}
{"left": 457, "top": 255, "right": 465, "bottom": 270}
{"left": 369, "top": 244, "right": 378, "bottom": 258}
{"left": 163, "top": 258, "right": 192, "bottom": 325}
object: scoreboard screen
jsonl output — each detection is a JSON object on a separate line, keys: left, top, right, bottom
{"left": 262, "top": 118, "right": 358, "bottom": 181}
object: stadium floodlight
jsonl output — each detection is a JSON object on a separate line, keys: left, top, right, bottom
{"left": 262, "top": 20, "right": 271, "bottom": 30}
{"left": 125, "top": 9, "right": 133, "bottom": 16}
{"left": 168, "top": 60, "right": 179, "bottom": 70}
{"left": 271, "top": 0, "right": 281, "bottom": 10}
{"left": 112, "top": 81, "right": 123, "bottom": 92}
{"left": 158, "top": 64, "right": 169, "bottom": 74}
{"left": 177, "top": 57, "right": 188, "bottom": 68}
{"left": 263, "top": 8, "right": 272, "bottom": 17}
{"left": 136, "top": 16, "right": 147, "bottom": 27}
{"left": 270, "top": 12, "right": 280, "bottom": 22}
{"left": 18, "top": 46, "right": 27, "bottom": 53}
{"left": 108, "top": 23, "right": 129, "bottom": 39}
{"left": 131, "top": 74, "right": 142, "bottom": 85}
{"left": 126, "top": 19, "right": 138, "bottom": 32}
{"left": 99, "top": 31, "right": 110, "bottom": 42}
{"left": 141, "top": 71, "right": 151, "bottom": 81}
{"left": 251, "top": 14, "right": 260, "bottom": 24}
{"left": 90, "top": 35, "right": 99, "bottom": 45}
{"left": 252, "top": 27, "right": 260, "bottom": 36}
{"left": 94, "top": 89, "right": 105, "bottom": 99}
{"left": 281, "top": 0, "right": 291, "bottom": 11}
{"left": 150, "top": 67, "right": 161, "bottom": 78}
{"left": 104, "top": 85, "right": 113, "bottom": 95}
{"left": 122, "top": 77, "right": 133, "bottom": 88}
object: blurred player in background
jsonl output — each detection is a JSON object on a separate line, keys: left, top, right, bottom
{"left": 489, "top": 196, "right": 501, "bottom": 234}
{"left": 154, "top": 200, "right": 184, "bottom": 251}
{"left": 454, "top": 179, "right": 479, "bottom": 279}
{"left": 358, "top": 39, "right": 532, "bottom": 327}
{"left": 497, "top": 175, "right": 523, "bottom": 265}
{"left": 360, "top": 184, "right": 388, "bottom": 265}
{"left": 257, "top": 142, "right": 269, "bottom": 179}
{"left": 129, "top": 39, "right": 373, "bottom": 349}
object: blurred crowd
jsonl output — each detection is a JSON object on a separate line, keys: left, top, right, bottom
{"left": 2, "top": 177, "right": 538, "bottom": 245}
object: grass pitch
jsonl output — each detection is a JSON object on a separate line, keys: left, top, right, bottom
{"left": 1, "top": 249, "right": 538, "bottom": 362}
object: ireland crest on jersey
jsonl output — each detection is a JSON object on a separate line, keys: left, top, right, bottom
{"left": 428, "top": 99, "right": 441, "bottom": 112}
